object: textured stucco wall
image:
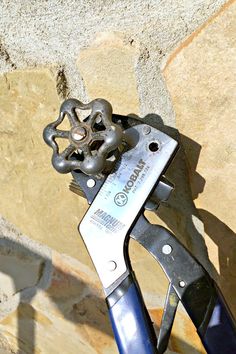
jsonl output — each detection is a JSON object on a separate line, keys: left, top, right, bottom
{"left": 0, "top": 1, "right": 235, "bottom": 353}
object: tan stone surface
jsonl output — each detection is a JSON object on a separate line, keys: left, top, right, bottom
{"left": 0, "top": 222, "right": 205, "bottom": 354}
{"left": 0, "top": 69, "right": 92, "bottom": 266}
{"left": 164, "top": 0, "right": 236, "bottom": 313}
{"left": 0, "top": 251, "right": 116, "bottom": 354}
{"left": 0, "top": 1, "right": 234, "bottom": 353}
{"left": 77, "top": 32, "right": 140, "bottom": 116}
{"left": 0, "top": 67, "right": 203, "bottom": 353}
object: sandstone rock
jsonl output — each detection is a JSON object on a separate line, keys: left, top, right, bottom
{"left": 0, "top": 218, "right": 116, "bottom": 353}
{"left": 163, "top": 0, "right": 236, "bottom": 314}
{"left": 77, "top": 32, "right": 140, "bottom": 116}
{"left": 0, "top": 0, "right": 233, "bottom": 352}
{"left": 0, "top": 218, "right": 205, "bottom": 353}
{"left": 0, "top": 69, "right": 92, "bottom": 267}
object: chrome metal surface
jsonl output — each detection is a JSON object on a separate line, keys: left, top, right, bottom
{"left": 79, "top": 124, "right": 178, "bottom": 289}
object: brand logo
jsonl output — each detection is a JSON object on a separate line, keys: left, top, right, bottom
{"left": 114, "top": 159, "right": 146, "bottom": 207}
{"left": 114, "top": 192, "right": 128, "bottom": 207}
{"left": 122, "top": 159, "right": 146, "bottom": 194}
{"left": 91, "top": 209, "right": 125, "bottom": 232}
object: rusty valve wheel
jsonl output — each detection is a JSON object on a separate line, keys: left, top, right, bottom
{"left": 43, "top": 98, "right": 123, "bottom": 176}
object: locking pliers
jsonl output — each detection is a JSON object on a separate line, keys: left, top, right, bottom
{"left": 43, "top": 98, "right": 236, "bottom": 354}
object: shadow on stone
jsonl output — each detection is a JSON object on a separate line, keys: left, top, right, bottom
{"left": 139, "top": 113, "right": 236, "bottom": 318}
{"left": 198, "top": 209, "right": 236, "bottom": 315}
{"left": 132, "top": 113, "right": 214, "bottom": 274}
{"left": 1, "top": 113, "right": 235, "bottom": 352}
{"left": 0, "top": 235, "right": 204, "bottom": 353}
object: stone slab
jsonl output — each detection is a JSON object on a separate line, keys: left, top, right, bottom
{"left": 0, "top": 68, "right": 92, "bottom": 267}
{"left": 164, "top": 0, "right": 236, "bottom": 314}
{"left": 77, "top": 32, "right": 140, "bottom": 116}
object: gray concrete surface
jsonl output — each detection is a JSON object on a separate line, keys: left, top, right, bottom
{"left": 0, "top": 0, "right": 226, "bottom": 124}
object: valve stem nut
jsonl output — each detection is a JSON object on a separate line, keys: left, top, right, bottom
{"left": 71, "top": 126, "right": 87, "bottom": 141}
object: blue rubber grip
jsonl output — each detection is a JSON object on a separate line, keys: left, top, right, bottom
{"left": 107, "top": 278, "right": 157, "bottom": 354}
{"left": 200, "top": 292, "right": 236, "bottom": 354}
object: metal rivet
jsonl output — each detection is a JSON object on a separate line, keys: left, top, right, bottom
{"left": 107, "top": 261, "right": 117, "bottom": 271}
{"left": 179, "top": 281, "right": 186, "bottom": 288}
{"left": 143, "top": 126, "right": 151, "bottom": 135}
{"left": 162, "top": 244, "right": 172, "bottom": 255}
{"left": 87, "top": 179, "right": 96, "bottom": 188}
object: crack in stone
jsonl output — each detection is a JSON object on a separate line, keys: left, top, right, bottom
{"left": 56, "top": 67, "right": 69, "bottom": 99}
{"left": 0, "top": 39, "right": 17, "bottom": 70}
